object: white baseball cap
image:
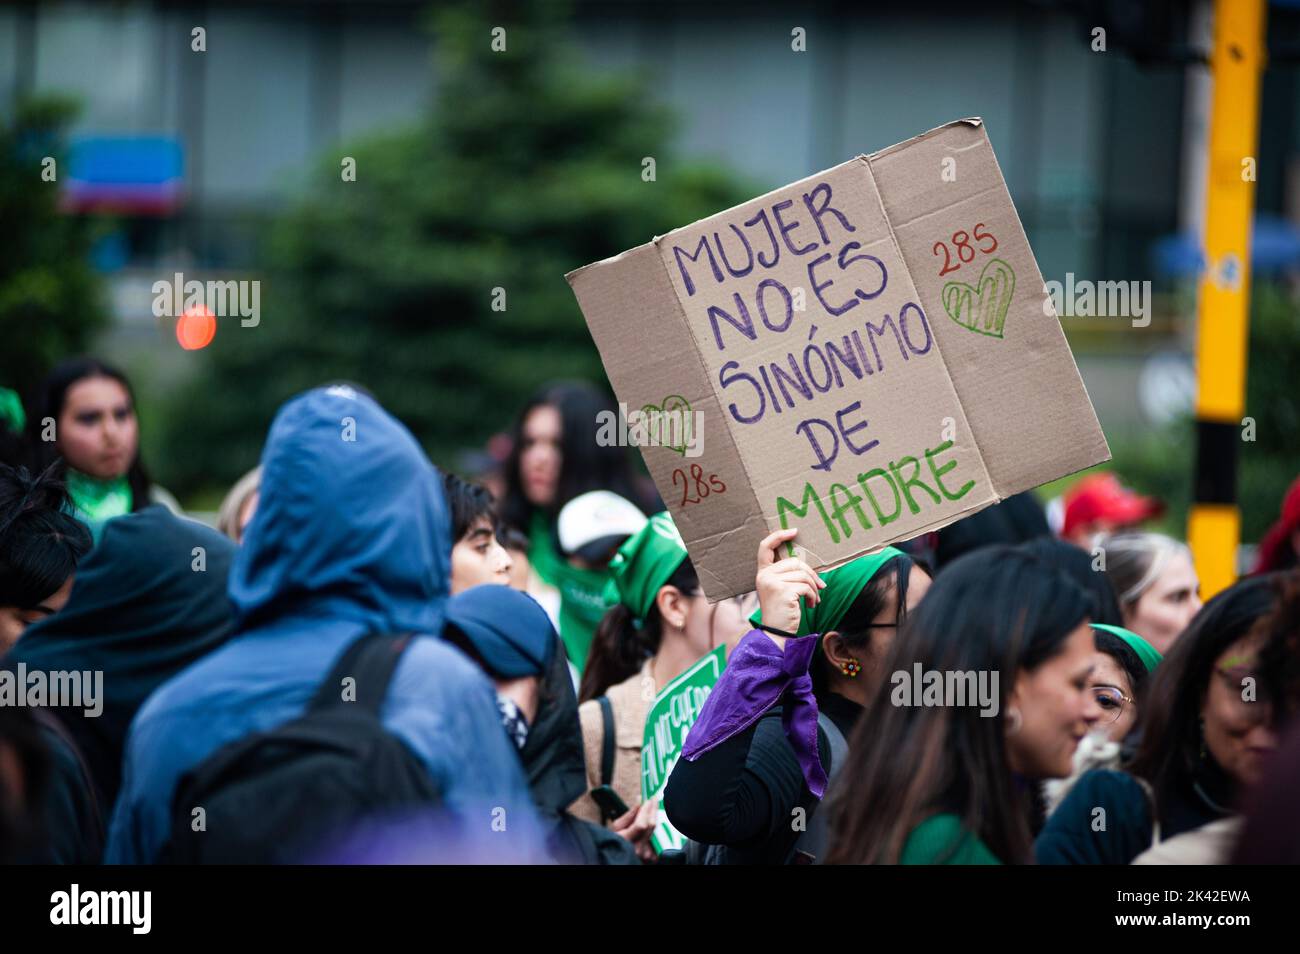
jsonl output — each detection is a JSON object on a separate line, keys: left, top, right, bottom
{"left": 557, "top": 490, "right": 648, "bottom": 561}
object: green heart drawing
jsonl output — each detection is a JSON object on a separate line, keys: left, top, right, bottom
{"left": 640, "top": 394, "right": 693, "bottom": 456}
{"left": 941, "top": 257, "right": 1016, "bottom": 339}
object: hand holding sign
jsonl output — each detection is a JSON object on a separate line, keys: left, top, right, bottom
{"left": 755, "top": 527, "right": 825, "bottom": 647}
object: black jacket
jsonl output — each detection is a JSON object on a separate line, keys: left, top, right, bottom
{"left": 1035, "top": 759, "right": 1235, "bottom": 865}
{"left": 520, "top": 640, "right": 639, "bottom": 865}
{"left": 4, "top": 506, "right": 237, "bottom": 814}
{"left": 664, "top": 691, "right": 861, "bottom": 864}
{"left": 3, "top": 507, "right": 237, "bottom": 864}
{"left": 24, "top": 714, "right": 103, "bottom": 864}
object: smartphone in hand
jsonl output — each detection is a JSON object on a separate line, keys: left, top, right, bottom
{"left": 589, "top": 784, "right": 631, "bottom": 824}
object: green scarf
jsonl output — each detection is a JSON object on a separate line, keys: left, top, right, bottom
{"left": 1091, "top": 623, "right": 1162, "bottom": 674}
{"left": 65, "top": 469, "right": 133, "bottom": 544}
{"left": 602, "top": 512, "right": 689, "bottom": 623}
{"left": 527, "top": 511, "right": 611, "bottom": 673}
{"left": 749, "top": 546, "right": 905, "bottom": 637}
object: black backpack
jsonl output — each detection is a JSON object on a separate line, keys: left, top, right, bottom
{"left": 161, "top": 633, "right": 442, "bottom": 864}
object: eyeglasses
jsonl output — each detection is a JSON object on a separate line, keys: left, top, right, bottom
{"left": 1213, "top": 664, "right": 1272, "bottom": 711}
{"left": 1091, "top": 686, "right": 1134, "bottom": 724}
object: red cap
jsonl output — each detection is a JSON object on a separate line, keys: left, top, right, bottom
{"left": 1062, "top": 473, "right": 1163, "bottom": 539}
{"left": 1254, "top": 475, "right": 1300, "bottom": 573}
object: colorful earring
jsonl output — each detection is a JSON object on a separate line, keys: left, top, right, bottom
{"left": 840, "top": 658, "right": 862, "bottom": 678}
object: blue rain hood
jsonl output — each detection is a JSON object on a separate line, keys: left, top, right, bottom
{"left": 231, "top": 384, "right": 451, "bottom": 635}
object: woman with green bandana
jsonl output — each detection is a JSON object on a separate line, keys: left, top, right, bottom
{"left": 1089, "top": 623, "right": 1161, "bottom": 741}
{"left": 568, "top": 512, "right": 755, "bottom": 848}
{"left": 498, "top": 382, "right": 651, "bottom": 674}
{"left": 664, "top": 527, "right": 930, "bottom": 864}
{"left": 827, "top": 545, "right": 1100, "bottom": 865}
{"left": 29, "top": 358, "right": 179, "bottom": 543}
{"left": 1042, "top": 624, "right": 1163, "bottom": 818}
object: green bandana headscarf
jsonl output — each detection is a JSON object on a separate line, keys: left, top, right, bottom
{"left": 1091, "top": 623, "right": 1162, "bottom": 674}
{"left": 0, "top": 386, "right": 24, "bottom": 432}
{"left": 749, "top": 546, "right": 906, "bottom": 637}
{"left": 602, "top": 511, "right": 689, "bottom": 623}
{"left": 525, "top": 511, "right": 609, "bottom": 672}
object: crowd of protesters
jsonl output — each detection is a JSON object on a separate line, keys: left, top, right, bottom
{"left": 0, "top": 357, "right": 1298, "bottom": 865}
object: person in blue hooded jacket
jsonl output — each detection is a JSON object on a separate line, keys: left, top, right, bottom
{"left": 105, "top": 384, "right": 546, "bottom": 864}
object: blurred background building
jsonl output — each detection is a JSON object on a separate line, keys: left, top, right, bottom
{"left": 1, "top": 0, "right": 1297, "bottom": 540}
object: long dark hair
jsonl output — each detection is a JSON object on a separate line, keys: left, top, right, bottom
{"left": 578, "top": 557, "right": 700, "bottom": 703}
{"left": 1126, "top": 575, "right": 1282, "bottom": 823}
{"left": 500, "top": 381, "right": 643, "bottom": 533}
{"left": 1017, "top": 536, "right": 1123, "bottom": 626}
{"left": 1256, "top": 570, "right": 1300, "bottom": 719}
{"left": 811, "top": 553, "right": 924, "bottom": 701}
{"left": 1229, "top": 571, "right": 1300, "bottom": 864}
{"left": 28, "top": 357, "right": 152, "bottom": 510}
{"left": 827, "top": 546, "right": 1093, "bottom": 864}
{"left": 0, "top": 462, "right": 92, "bottom": 609}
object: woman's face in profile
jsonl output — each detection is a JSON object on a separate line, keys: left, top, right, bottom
{"left": 0, "top": 575, "right": 75, "bottom": 653}
{"left": 1201, "top": 635, "right": 1278, "bottom": 788}
{"left": 692, "top": 590, "right": 758, "bottom": 659}
{"left": 1125, "top": 552, "right": 1202, "bottom": 654}
{"left": 1090, "top": 652, "right": 1136, "bottom": 742}
{"left": 1007, "top": 622, "right": 1096, "bottom": 780}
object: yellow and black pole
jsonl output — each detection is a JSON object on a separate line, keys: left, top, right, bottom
{"left": 1188, "top": 0, "right": 1266, "bottom": 599}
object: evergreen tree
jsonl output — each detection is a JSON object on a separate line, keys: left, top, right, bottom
{"left": 161, "top": 2, "right": 750, "bottom": 496}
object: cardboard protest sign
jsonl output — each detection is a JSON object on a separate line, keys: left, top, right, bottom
{"left": 640, "top": 644, "right": 725, "bottom": 853}
{"left": 568, "top": 118, "right": 1109, "bottom": 601}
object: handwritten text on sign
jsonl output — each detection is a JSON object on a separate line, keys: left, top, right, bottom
{"left": 570, "top": 121, "right": 1111, "bottom": 601}
{"left": 667, "top": 180, "right": 980, "bottom": 545}
{"left": 641, "top": 645, "right": 726, "bottom": 853}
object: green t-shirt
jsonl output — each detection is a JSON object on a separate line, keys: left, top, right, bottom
{"left": 900, "top": 813, "right": 1002, "bottom": 865}
{"left": 527, "top": 512, "right": 611, "bottom": 672}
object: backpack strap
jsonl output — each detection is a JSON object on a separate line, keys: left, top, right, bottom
{"left": 311, "top": 633, "right": 413, "bottom": 714}
{"left": 597, "top": 695, "right": 615, "bottom": 787}
{"left": 816, "top": 710, "right": 849, "bottom": 782}
{"left": 790, "top": 710, "right": 849, "bottom": 865}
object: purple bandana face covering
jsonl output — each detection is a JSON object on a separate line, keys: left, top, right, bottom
{"left": 680, "top": 630, "right": 828, "bottom": 797}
